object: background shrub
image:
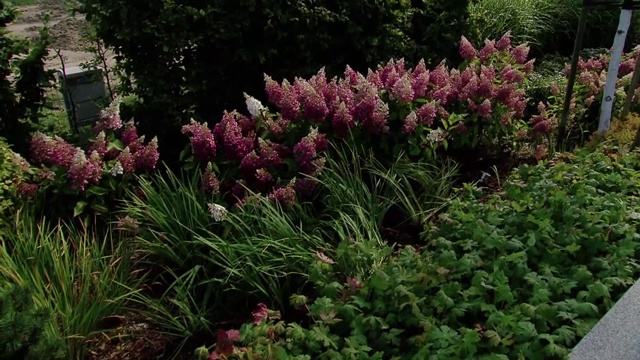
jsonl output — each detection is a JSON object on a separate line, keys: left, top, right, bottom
{"left": 0, "top": 284, "right": 65, "bottom": 359}
{"left": 0, "top": 137, "right": 31, "bottom": 233}
{"left": 0, "top": 0, "right": 53, "bottom": 153}
{"left": 585, "top": 112, "right": 640, "bottom": 149}
{"left": 77, "top": 0, "right": 470, "bottom": 160}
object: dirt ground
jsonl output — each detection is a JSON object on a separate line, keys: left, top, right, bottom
{"left": 6, "top": 0, "right": 115, "bottom": 70}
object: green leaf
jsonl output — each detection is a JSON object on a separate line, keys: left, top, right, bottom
{"left": 86, "top": 185, "right": 109, "bottom": 196}
{"left": 483, "top": 330, "right": 501, "bottom": 347}
{"left": 73, "top": 201, "right": 87, "bottom": 217}
{"left": 90, "top": 203, "right": 110, "bottom": 213}
{"left": 370, "top": 271, "right": 390, "bottom": 292}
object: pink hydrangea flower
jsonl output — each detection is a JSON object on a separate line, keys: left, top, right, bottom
{"left": 391, "top": 74, "right": 415, "bottom": 103}
{"left": 264, "top": 74, "right": 283, "bottom": 104}
{"left": 429, "top": 62, "right": 450, "bottom": 87}
{"left": 295, "top": 78, "right": 329, "bottom": 121}
{"left": 402, "top": 111, "right": 418, "bottom": 134}
{"left": 89, "top": 131, "right": 108, "bottom": 158}
{"left": 29, "top": 132, "right": 76, "bottom": 167}
{"left": 417, "top": 101, "right": 438, "bottom": 126}
{"left": 182, "top": 119, "right": 217, "bottom": 163}
{"left": 459, "top": 36, "right": 477, "bottom": 61}
{"left": 331, "top": 101, "right": 355, "bottom": 136}
{"left": 120, "top": 120, "right": 139, "bottom": 148}
{"left": 479, "top": 39, "right": 498, "bottom": 61}
{"left": 67, "top": 149, "right": 103, "bottom": 191}
{"left": 135, "top": 136, "right": 160, "bottom": 172}
{"left": 278, "top": 80, "right": 301, "bottom": 120}
{"left": 501, "top": 65, "right": 524, "bottom": 83}
{"left": 268, "top": 182, "right": 296, "bottom": 206}
{"left": 363, "top": 99, "right": 389, "bottom": 133}
{"left": 202, "top": 163, "right": 220, "bottom": 195}
{"left": 252, "top": 303, "right": 269, "bottom": 326}
{"left": 344, "top": 65, "right": 361, "bottom": 86}
{"left": 511, "top": 43, "right": 530, "bottom": 64}
{"left": 214, "top": 111, "right": 254, "bottom": 161}
{"left": 294, "top": 132, "right": 320, "bottom": 175}
{"left": 496, "top": 31, "right": 512, "bottom": 50}
{"left": 117, "top": 147, "right": 136, "bottom": 174}
{"left": 16, "top": 182, "right": 39, "bottom": 199}
{"left": 240, "top": 150, "right": 263, "bottom": 176}
{"left": 477, "top": 99, "right": 493, "bottom": 118}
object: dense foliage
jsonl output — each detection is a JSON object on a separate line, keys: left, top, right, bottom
{"left": 0, "top": 0, "right": 53, "bottom": 152}
{"left": 0, "top": 284, "right": 64, "bottom": 359}
{"left": 200, "top": 147, "right": 640, "bottom": 359}
{"left": 7, "top": 1, "right": 640, "bottom": 358}
{"left": 77, "top": 0, "right": 470, "bottom": 157}
{"left": 586, "top": 112, "right": 640, "bottom": 149}
{"left": 0, "top": 137, "right": 31, "bottom": 233}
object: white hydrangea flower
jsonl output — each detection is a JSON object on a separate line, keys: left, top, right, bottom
{"left": 110, "top": 161, "right": 124, "bottom": 176}
{"left": 100, "top": 96, "right": 120, "bottom": 119}
{"left": 244, "top": 92, "right": 265, "bottom": 117}
{"left": 207, "top": 203, "right": 228, "bottom": 222}
{"left": 427, "top": 129, "right": 444, "bottom": 143}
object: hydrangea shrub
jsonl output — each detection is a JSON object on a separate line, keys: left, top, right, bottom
{"left": 20, "top": 99, "right": 160, "bottom": 218}
{"left": 538, "top": 46, "right": 640, "bottom": 146}
{"left": 182, "top": 33, "right": 537, "bottom": 206}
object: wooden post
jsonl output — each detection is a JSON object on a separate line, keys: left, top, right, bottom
{"left": 621, "top": 48, "right": 640, "bottom": 120}
{"left": 598, "top": 2, "right": 633, "bottom": 135}
{"left": 557, "top": 4, "right": 589, "bottom": 148}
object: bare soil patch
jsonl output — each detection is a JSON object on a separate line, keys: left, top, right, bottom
{"left": 6, "top": 0, "right": 115, "bottom": 70}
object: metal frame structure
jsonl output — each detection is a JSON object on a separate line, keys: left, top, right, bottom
{"left": 557, "top": 0, "right": 640, "bottom": 147}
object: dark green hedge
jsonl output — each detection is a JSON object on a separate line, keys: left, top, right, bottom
{"left": 78, "top": 0, "right": 469, "bottom": 158}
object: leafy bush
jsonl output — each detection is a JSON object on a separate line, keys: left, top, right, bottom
{"left": 586, "top": 112, "right": 640, "bottom": 149}
{"left": 181, "top": 33, "right": 535, "bottom": 206}
{"left": 0, "top": 210, "right": 140, "bottom": 360}
{"left": 198, "top": 147, "right": 640, "bottom": 359}
{"left": 77, "top": 0, "right": 470, "bottom": 156}
{"left": 0, "top": 137, "right": 32, "bottom": 232}
{"left": 0, "top": 0, "right": 54, "bottom": 152}
{"left": 0, "top": 284, "right": 65, "bottom": 359}
{"left": 22, "top": 99, "right": 159, "bottom": 221}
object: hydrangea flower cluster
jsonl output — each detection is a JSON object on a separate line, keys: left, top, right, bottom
{"left": 28, "top": 106, "right": 160, "bottom": 192}
{"left": 183, "top": 32, "right": 536, "bottom": 206}
{"left": 531, "top": 47, "right": 640, "bottom": 136}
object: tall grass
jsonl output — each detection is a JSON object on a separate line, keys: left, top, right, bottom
{"left": 121, "top": 144, "right": 457, "bottom": 352}
{"left": 121, "top": 167, "right": 326, "bottom": 344}
{"left": 311, "top": 143, "right": 458, "bottom": 277}
{"left": 0, "top": 209, "right": 139, "bottom": 360}
{"left": 315, "top": 143, "right": 457, "bottom": 239}
{"left": 468, "top": 0, "right": 639, "bottom": 56}
{"left": 469, "top": 0, "right": 560, "bottom": 46}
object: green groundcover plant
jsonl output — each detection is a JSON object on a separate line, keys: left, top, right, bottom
{"left": 196, "top": 146, "right": 640, "bottom": 359}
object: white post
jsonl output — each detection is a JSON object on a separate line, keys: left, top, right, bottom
{"left": 598, "top": 8, "right": 633, "bottom": 135}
